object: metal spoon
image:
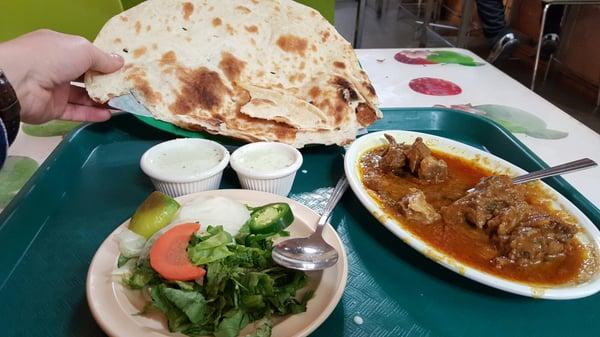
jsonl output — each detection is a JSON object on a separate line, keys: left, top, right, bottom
{"left": 468, "top": 158, "right": 597, "bottom": 192}
{"left": 272, "top": 176, "right": 348, "bottom": 271}
{"left": 511, "top": 158, "right": 596, "bottom": 184}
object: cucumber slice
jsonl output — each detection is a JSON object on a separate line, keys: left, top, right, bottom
{"left": 248, "top": 203, "right": 294, "bottom": 234}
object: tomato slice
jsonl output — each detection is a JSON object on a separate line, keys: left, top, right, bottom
{"left": 149, "top": 223, "right": 206, "bottom": 281}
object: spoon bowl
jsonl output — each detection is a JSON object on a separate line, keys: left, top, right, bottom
{"left": 272, "top": 236, "right": 339, "bottom": 270}
{"left": 272, "top": 176, "right": 348, "bottom": 271}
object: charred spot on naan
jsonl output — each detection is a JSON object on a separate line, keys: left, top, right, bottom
{"left": 133, "top": 47, "right": 147, "bottom": 58}
{"left": 332, "top": 77, "right": 359, "bottom": 102}
{"left": 288, "top": 73, "right": 305, "bottom": 84}
{"left": 245, "top": 25, "right": 258, "bottom": 33}
{"left": 160, "top": 51, "right": 177, "bottom": 67}
{"left": 134, "top": 21, "right": 142, "bottom": 34}
{"left": 212, "top": 17, "right": 222, "bottom": 27}
{"left": 231, "top": 111, "right": 297, "bottom": 142}
{"left": 113, "top": 38, "right": 122, "bottom": 44}
{"left": 356, "top": 102, "right": 378, "bottom": 126}
{"left": 182, "top": 2, "right": 194, "bottom": 20}
{"left": 249, "top": 98, "right": 276, "bottom": 106}
{"left": 309, "top": 86, "right": 321, "bottom": 100}
{"left": 225, "top": 24, "right": 236, "bottom": 35}
{"left": 125, "top": 68, "right": 162, "bottom": 105}
{"left": 363, "top": 82, "right": 376, "bottom": 97}
{"left": 321, "top": 31, "right": 331, "bottom": 42}
{"left": 170, "top": 67, "right": 231, "bottom": 115}
{"left": 236, "top": 6, "right": 251, "bottom": 14}
{"left": 333, "top": 61, "right": 346, "bottom": 69}
{"left": 276, "top": 35, "right": 308, "bottom": 56}
{"left": 219, "top": 52, "right": 246, "bottom": 82}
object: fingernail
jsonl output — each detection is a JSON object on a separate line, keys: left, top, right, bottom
{"left": 110, "top": 53, "right": 124, "bottom": 62}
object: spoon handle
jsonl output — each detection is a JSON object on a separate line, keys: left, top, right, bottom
{"left": 315, "top": 176, "right": 349, "bottom": 234}
{"left": 512, "top": 158, "right": 597, "bottom": 184}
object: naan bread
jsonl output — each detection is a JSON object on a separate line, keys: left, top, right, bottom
{"left": 85, "top": 0, "right": 382, "bottom": 147}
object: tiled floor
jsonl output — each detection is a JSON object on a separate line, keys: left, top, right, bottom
{"left": 335, "top": 0, "right": 600, "bottom": 133}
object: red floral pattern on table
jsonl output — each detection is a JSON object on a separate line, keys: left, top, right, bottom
{"left": 408, "top": 77, "right": 462, "bottom": 96}
{"left": 394, "top": 52, "right": 435, "bottom": 65}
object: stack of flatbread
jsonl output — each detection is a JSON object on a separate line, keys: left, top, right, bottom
{"left": 86, "top": 0, "right": 382, "bottom": 147}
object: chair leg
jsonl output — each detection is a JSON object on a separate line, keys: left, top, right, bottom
{"left": 542, "top": 54, "right": 554, "bottom": 87}
{"left": 419, "top": 0, "right": 435, "bottom": 47}
{"left": 456, "top": 0, "right": 474, "bottom": 48}
{"left": 354, "top": 0, "right": 367, "bottom": 48}
{"left": 532, "top": 4, "right": 551, "bottom": 91}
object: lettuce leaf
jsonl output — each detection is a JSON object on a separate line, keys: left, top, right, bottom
{"left": 188, "top": 226, "right": 233, "bottom": 265}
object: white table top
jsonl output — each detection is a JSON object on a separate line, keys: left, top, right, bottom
{"left": 356, "top": 48, "right": 600, "bottom": 207}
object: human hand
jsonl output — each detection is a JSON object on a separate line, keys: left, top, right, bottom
{"left": 0, "top": 29, "right": 123, "bottom": 124}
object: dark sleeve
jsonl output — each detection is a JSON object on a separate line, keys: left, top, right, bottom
{"left": 0, "top": 119, "right": 8, "bottom": 169}
{"left": 0, "top": 70, "right": 20, "bottom": 169}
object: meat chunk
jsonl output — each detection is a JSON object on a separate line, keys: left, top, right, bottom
{"left": 494, "top": 216, "right": 575, "bottom": 267}
{"left": 380, "top": 134, "right": 407, "bottom": 174}
{"left": 404, "top": 137, "right": 431, "bottom": 173}
{"left": 418, "top": 155, "right": 448, "bottom": 184}
{"left": 442, "top": 175, "right": 576, "bottom": 267}
{"left": 441, "top": 175, "right": 521, "bottom": 230}
{"left": 380, "top": 134, "right": 448, "bottom": 183}
{"left": 399, "top": 188, "right": 441, "bottom": 224}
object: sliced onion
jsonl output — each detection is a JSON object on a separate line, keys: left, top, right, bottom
{"left": 116, "top": 228, "right": 146, "bottom": 258}
{"left": 172, "top": 196, "right": 250, "bottom": 236}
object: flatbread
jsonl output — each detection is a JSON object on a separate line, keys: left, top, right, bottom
{"left": 85, "top": 0, "right": 382, "bottom": 147}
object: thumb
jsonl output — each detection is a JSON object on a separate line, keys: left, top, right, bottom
{"left": 88, "top": 46, "right": 124, "bottom": 74}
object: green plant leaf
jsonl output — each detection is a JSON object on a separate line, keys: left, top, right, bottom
{"left": 0, "top": 156, "right": 39, "bottom": 208}
{"left": 22, "top": 120, "right": 80, "bottom": 137}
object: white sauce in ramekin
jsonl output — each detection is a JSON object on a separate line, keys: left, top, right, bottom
{"left": 235, "top": 148, "right": 295, "bottom": 172}
{"left": 229, "top": 142, "right": 303, "bottom": 196}
{"left": 140, "top": 138, "right": 230, "bottom": 184}
{"left": 151, "top": 144, "right": 223, "bottom": 178}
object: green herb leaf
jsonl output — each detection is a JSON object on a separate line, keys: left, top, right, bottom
{"left": 162, "top": 287, "right": 208, "bottom": 324}
{"left": 246, "top": 319, "right": 273, "bottom": 337}
{"left": 214, "top": 309, "right": 250, "bottom": 337}
{"left": 150, "top": 285, "right": 190, "bottom": 332}
{"left": 122, "top": 259, "right": 160, "bottom": 289}
{"left": 188, "top": 226, "right": 234, "bottom": 265}
{"left": 117, "top": 254, "right": 132, "bottom": 268}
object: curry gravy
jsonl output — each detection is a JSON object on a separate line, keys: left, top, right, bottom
{"left": 360, "top": 146, "right": 586, "bottom": 286}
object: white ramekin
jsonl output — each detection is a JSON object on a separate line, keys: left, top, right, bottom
{"left": 140, "top": 138, "right": 230, "bottom": 197}
{"left": 229, "top": 142, "right": 303, "bottom": 196}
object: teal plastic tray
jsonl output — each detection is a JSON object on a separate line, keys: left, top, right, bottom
{"left": 1, "top": 108, "right": 599, "bottom": 337}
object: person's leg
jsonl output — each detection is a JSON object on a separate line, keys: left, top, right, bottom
{"left": 475, "top": 0, "right": 511, "bottom": 45}
{"left": 476, "top": 0, "right": 519, "bottom": 63}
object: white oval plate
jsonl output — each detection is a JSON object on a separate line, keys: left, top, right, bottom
{"left": 344, "top": 130, "right": 600, "bottom": 300}
{"left": 87, "top": 189, "right": 348, "bottom": 337}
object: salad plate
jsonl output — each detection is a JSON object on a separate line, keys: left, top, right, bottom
{"left": 344, "top": 130, "right": 600, "bottom": 299}
{"left": 87, "top": 189, "right": 348, "bottom": 337}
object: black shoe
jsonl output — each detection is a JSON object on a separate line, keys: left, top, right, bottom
{"left": 487, "top": 33, "right": 519, "bottom": 64}
{"left": 540, "top": 33, "right": 559, "bottom": 60}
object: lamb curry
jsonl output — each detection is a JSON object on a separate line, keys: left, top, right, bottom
{"left": 359, "top": 134, "right": 595, "bottom": 285}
